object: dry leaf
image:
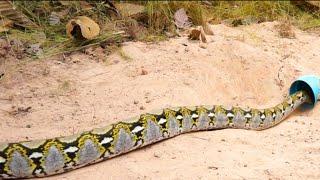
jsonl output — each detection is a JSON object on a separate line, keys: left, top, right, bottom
{"left": 174, "top": 8, "right": 191, "bottom": 29}
{"left": 200, "top": 27, "right": 207, "bottom": 43}
{"left": 0, "top": 0, "right": 38, "bottom": 29}
{"left": 188, "top": 27, "right": 207, "bottom": 43}
{"left": 66, "top": 16, "right": 100, "bottom": 40}
{"left": 188, "top": 28, "right": 201, "bottom": 40}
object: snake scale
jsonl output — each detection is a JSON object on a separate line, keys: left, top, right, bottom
{"left": 0, "top": 90, "right": 309, "bottom": 179}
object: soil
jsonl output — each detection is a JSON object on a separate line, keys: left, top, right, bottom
{"left": 0, "top": 21, "right": 319, "bottom": 179}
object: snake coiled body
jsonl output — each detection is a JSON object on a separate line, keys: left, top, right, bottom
{"left": 0, "top": 91, "right": 309, "bottom": 179}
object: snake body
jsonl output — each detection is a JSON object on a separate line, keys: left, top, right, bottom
{"left": 0, "top": 91, "right": 309, "bottom": 179}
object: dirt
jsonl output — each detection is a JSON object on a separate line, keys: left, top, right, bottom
{"left": 0, "top": 21, "right": 319, "bottom": 179}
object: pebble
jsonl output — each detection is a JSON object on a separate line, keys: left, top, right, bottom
{"left": 208, "top": 166, "right": 218, "bottom": 170}
{"left": 141, "top": 69, "right": 148, "bottom": 75}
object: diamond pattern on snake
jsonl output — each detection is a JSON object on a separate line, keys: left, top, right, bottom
{"left": 0, "top": 91, "right": 309, "bottom": 179}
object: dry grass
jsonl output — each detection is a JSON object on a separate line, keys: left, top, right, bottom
{"left": 1, "top": 1, "right": 320, "bottom": 59}
{"left": 276, "top": 17, "right": 296, "bottom": 39}
{"left": 141, "top": 1, "right": 320, "bottom": 38}
{"left": 118, "top": 48, "right": 132, "bottom": 61}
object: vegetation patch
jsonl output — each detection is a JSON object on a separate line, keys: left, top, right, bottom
{"left": 0, "top": 1, "right": 319, "bottom": 60}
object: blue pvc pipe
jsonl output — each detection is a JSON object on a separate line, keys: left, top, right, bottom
{"left": 289, "top": 75, "right": 320, "bottom": 109}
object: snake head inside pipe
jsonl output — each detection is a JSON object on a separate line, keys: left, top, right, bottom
{"left": 290, "top": 75, "right": 320, "bottom": 109}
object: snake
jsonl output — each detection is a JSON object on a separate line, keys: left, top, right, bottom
{"left": 0, "top": 90, "right": 310, "bottom": 179}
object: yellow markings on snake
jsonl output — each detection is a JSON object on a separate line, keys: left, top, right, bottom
{"left": 0, "top": 91, "right": 309, "bottom": 179}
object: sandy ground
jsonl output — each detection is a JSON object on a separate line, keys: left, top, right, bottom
{"left": 0, "top": 21, "right": 319, "bottom": 180}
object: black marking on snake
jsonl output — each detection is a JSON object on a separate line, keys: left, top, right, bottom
{"left": 0, "top": 91, "right": 310, "bottom": 179}
{"left": 0, "top": 163, "right": 4, "bottom": 174}
{"left": 175, "top": 110, "right": 184, "bottom": 128}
